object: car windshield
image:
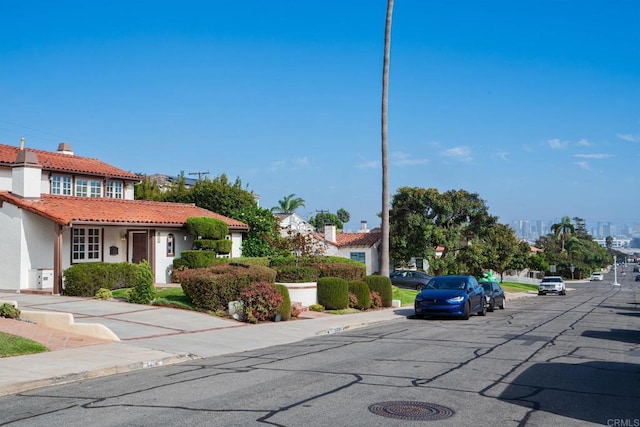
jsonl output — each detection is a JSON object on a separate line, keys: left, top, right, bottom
{"left": 426, "top": 278, "right": 467, "bottom": 290}
{"left": 481, "top": 283, "right": 493, "bottom": 292}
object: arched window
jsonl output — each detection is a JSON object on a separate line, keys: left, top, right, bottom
{"left": 167, "top": 233, "right": 175, "bottom": 257}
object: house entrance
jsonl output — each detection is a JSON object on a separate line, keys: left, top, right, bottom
{"left": 131, "top": 231, "right": 148, "bottom": 263}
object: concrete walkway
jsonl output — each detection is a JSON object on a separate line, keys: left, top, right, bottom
{"left": 0, "top": 290, "right": 536, "bottom": 396}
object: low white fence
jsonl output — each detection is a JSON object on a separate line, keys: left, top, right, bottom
{"left": 276, "top": 282, "right": 317, "bottom": 307}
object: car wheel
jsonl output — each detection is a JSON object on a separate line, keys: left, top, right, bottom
{"left": 487, "top": 299, "right": 495, "bottom": 312}
{"left": 478, "top": 300, "right": 487, "bottom": 316}
{"left": 416, "top": 283, "right": 425, "bottom": 291}
{"left": 499, "top": 298, "right": 506, "bottom": 310}
{"left": 462, "top": 301, "right": 470, "bottom": 320}
{"left": 538, "top": 291, "right": 544, "bottom": 296}
{"left": 560, "top": 289, "right": 566, "bottom": 296}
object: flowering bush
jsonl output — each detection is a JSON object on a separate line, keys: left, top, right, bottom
{"left": 240, "top": 282, "right": 284, "bottom": 323}
{"left": 348, "top": 292, "right": 358, "bottom": 309}
{"left": 370, "top": 291, "right": 383, "bottom": 309}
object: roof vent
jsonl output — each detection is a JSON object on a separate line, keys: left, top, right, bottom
{"left": 57, "top": 142, "right": 74, "bottom": 155}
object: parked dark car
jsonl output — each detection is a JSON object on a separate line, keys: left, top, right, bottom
{"left": 479, "top": 280, "right": 506, "bottom": 311}
{"left": 390, "top": 270, "right": 433, "bottom": 290}
{"left": 633, "top": 266, "right": 639, "bottom": 273}
{"left": 414, "top": 275, "right": 487, "bottom": 320}
{"left": 635, "top": 274, "right": 640, "bottom": 282}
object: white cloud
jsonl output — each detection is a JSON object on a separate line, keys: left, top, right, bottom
{"left": 617, "top": 133, "right": 638, "bottom": 142}
{"left": 392, "top": 151, "right": 428, "bottom": 166}
{"left": 442, "top": 146, "right": 472, "bottom": 162}
{"left": 269, "top": 159, "right": 286, "bottom": 172}
{"left": 291, "top": 157, "right": 311, "bottom": 168}
{"left": 573, "top": 161, "right": 590, "bottom": 170}
{"left": 355, "top": 160, "right": 380, "bottom": 169}
{"left": 576, "top": 138, "right": 591, "bottom": 146}
{"left": 494, "top": 151, "right": 508, "bottom": 160}
{"left": 547, "top": 138, "right": 569, "bottom": 149}
{"left": 574, "top": 153, "right": 613, "bottom": 159}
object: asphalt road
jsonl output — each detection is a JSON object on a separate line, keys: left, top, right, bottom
{"left": 0, "top": 275, "right": 638, "bottom": 427}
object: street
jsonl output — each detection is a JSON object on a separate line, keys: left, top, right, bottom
{"left": 0, "top": 275, "right": 638, "bottom": 426}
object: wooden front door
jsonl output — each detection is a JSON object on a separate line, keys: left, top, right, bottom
{"left": 131, "top": 232, "right": 148, "bottom": 263}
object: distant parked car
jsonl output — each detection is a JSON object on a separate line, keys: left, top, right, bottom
{"left": 635, "top": 274, "right": 640, "bottom": 282}
{"left": 480, "top": 281, "right": 506, "bottom": 311}
{"left": 390, "top": 270, "right": 433, "bottom": 290}
{"left": 414, "top": 275, "right": 487, "bottom": 320}
{"left": 538, "top": 276, "right": 566, "bottom": 296}
{"left": 633, "top": 266, "right": 639, "bottom": 273}
{"left": 590, "top": 272, "right": 604, "bottom": 281}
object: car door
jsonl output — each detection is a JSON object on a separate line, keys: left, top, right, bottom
{"left": 468, "top": 281, "right": 483, "bottom": 312}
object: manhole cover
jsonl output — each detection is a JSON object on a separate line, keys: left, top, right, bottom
{"left": 368, "top": 401, "right": 455, "bottom": 421}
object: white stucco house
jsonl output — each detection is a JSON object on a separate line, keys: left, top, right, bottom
{"left": 0, "top": 141, "right": 248, "bottom": 294}
{"left": 322, "top": 222, "right": 382, "bottom": 275}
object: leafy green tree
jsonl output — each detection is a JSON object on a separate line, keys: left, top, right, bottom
{"left": 551, "top": 216, "right": 575, "bottom": 251}
{"left": 389, "top": 187, "right": 496, "bottom": 275}
{"left": 309, "top": 212, "right": 344, "bottom": 230}
{"left": 134, "top": 175, "right": 163, "bottom": 201}
{"left": 232, "top": 205, "right": 285, "bottom": 257}
{"left": 336, "top": 208, "right": 351, "bottom": 224}
{"left": 162, "top": 172, "right": 192, "bottom": 203}
{"left": 186, "top": 174, "right": 256, "bottom": 218}
{"left": 605, "top": 236, "right": 613, "bottom": 251}
{"left": 271, "top": 194, "right": 305, "bottom": 214}
{"left": 476, "top": 223, "right": 521, "bottom": 281}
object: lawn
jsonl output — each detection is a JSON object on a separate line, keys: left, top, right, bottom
{"left": 0, "top": 332, "right": 48, "bottom": 357}
{"left": 112, "top": 287, "right": 198, "bottom": 310}
{"left": 393, "top": 286, "right": 418, "bottom": 306}
{"left": 499, "top": 282, "right": 538, "bottom": 293}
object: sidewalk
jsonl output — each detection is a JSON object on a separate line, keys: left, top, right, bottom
{"left": 0, "top": 290, "right": 535, "bottom": 397}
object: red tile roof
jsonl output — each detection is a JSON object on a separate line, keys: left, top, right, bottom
{"left": 0, "top": 192, "right": 249, "bottom": 231}
{"left": 329, "top": 231, "right": 382, "bottom": 248}
{"left": 0, "top": 144, "right": 140, "bottom": 181}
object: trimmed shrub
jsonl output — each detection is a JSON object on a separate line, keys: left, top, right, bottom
{"left": 348, "top": 292, "right": 358, "bottom": 309}
{"left": 127, "top": 260, "right": 156, "bottom": 304}
{"left": 94, "top": 288, "right": 113, "bottom": 300}
{"left": 174, "top": 263, "right": 277, "bottom": 311}
{"left": 364, "top": 275, "right": 393, "bottom": 307}
{"left": 186, "top": 217, "right": 228, "bottom": 240}
{"left": 316, "top": 262, "right": 364, "bottom": 281}
{"left": 0, "top": 303, "right": 20, "bottom": 319}
{"left": 240, "top": 282, "right": 284, "bottom": 323}
{"left": 309, "top": 304, "right": 324, "bottom": 312}
{"left": 274, "top": 284, "right": 292, "bottom": 321}
{"left": 317, "top": 277, "right": 349, "bottom": 310}
{"left": 174, "top": 250, "right": 221, "bottom": 269}
{"left": 274, "top": 265, "right": 320, "bottom": 283}
{"left": 348, "top": 280, "right": 371, "bottom": 310}
{"left": 63, "top": 262, "right": 138, "bottom": 297}
{"left": 268, "top": 256, "right": 298, "bottom": 267}
{"left": 192, "top": 239, "right": 233, "bottom": 254}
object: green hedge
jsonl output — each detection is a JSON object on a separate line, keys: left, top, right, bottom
{"left": 63, "top": 262, "right": 139, "bottom": 297}
{"left": 185, "top": 217, "right": 228, "bottom": 239}
{"left": 348, "top": 280, "right": 371, "bottom": 310}
{"left": 274, "top": 265, "right": 320, "bottom": 283}
{"left": 274, "top": 284, "right": 292, "bottom": 321}
{"left": 364, "top": 275, "right": 393, "bottom": 307}
{"left": 174, "top": 263, "right": 277, "bottom": 311}
{"left": 269, "top": 256, "right": 365, "bottom": 281}
{"left": 317, "top": 277, "right": 349, "bottom": 310}
{"left": 192, "top": 239, "right": 232, "bottom": 254}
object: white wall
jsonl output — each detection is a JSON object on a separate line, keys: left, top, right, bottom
{"left": 0, "top": 203, "right": 24, "bottom": 290}
{"left": 0, "top": 168, "right": 11, "bottom": 191}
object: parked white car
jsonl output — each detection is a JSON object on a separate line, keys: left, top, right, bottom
{"left": 538, "top": 276, "right": 566, "bottom": 296}
{"left": 590, "top": 272, "right": 604, "bottom": 281}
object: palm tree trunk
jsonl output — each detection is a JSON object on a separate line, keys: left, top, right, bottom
{"left": 380, "top": 0, "right": 394, "bottom": 277}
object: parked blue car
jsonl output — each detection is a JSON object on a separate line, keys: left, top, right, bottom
{"left": 414, "top": 275, "right": 487, "bottom": 320}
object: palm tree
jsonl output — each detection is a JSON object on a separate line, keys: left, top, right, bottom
{"left": 380, "top": 0, "right": 394, "bottom": 277}
{"left": 551, "top": 216, "right": 575, "bottom": 251}
{"left": 271, "top": 194, "right": 305, "bottom": 214}
{"left": 605, "top": 236, "right": 613, "bottom": 251}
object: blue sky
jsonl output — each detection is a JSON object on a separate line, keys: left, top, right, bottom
{"left": 1, "top": 1, "right": 638, "bottom": 231}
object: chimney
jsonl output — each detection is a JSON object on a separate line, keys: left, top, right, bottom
{"left": 324, "top": 224, "right": 337, "bottom": 243}
{"left": 359, "top": 220, "right": 369, "bottom": 233}
{"left": 57, "top": 142, "right": 74, "bottom": 155}
{"left": 12, "top": 139, "right": 42, "bottom": 198}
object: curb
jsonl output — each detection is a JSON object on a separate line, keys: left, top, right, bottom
{"left": 0, "top": 353, "right": 199, "bottom": 397}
